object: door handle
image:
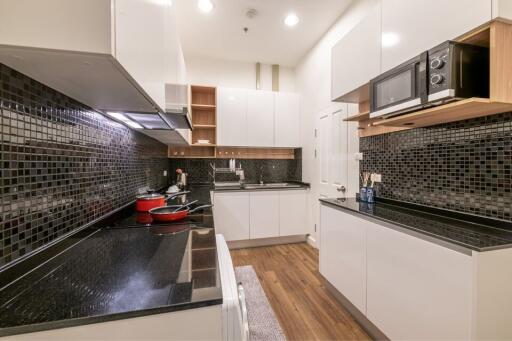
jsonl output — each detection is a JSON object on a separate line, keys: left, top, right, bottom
{"left": 337, "top": 185, "right": 346, "bottom": 193}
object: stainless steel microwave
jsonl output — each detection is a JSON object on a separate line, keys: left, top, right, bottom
{"left": 369, "top": 41, "right": 489, "bottom": 119}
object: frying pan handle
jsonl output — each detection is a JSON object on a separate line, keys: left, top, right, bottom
{"left": 165, "top": 191, "right": 190, "bottom": 201}
{"left": 172, "top": 199, "right": 199, "bottom": 212}
{"left": 188, "top": 204, "right": 213, "bottom": 213}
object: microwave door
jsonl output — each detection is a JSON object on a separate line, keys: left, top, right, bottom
{"left": 370, "top": 53, "right": 427, "bottom": 119}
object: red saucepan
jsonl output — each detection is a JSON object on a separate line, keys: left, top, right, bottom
{"left": 149, "top": 204, "right": 213, "bottom": 222}
{"left": 135, "top": 191, "right": 189, "bottom": 212}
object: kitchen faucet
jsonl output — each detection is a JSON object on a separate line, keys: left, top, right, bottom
{"left": 259, "top": 166, "right": 264, "bottom": 184}
{"left": 235, "top": 162, "right": 245, "bottom": 186}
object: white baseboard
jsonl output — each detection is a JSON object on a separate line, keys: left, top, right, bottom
{"left": 307, "top": 235, "right": 318, "bottom": 249}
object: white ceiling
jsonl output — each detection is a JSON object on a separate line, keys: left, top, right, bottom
{"left": 174, "top": 0, "right": 353, "bottom": 67}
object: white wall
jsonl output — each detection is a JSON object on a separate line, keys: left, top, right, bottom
{"left": 185, "top": 56, "right": 296, "bottom": 92}
{"left": 295, "top": 0, "right": 379, "bottom": 246}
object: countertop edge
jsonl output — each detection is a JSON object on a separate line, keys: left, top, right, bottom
{"left": 0, "top": 295, "right": 223, "bottom": 337}
{"left": 319, "top": 199, "right": 487, "bottom": 255}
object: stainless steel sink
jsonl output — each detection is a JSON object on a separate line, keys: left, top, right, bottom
{"left": 243, "top": 182, "right": 302, "bottom": 189}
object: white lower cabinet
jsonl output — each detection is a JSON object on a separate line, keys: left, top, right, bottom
{"left": 212, "top": 192, "right": 250, "bottom": 241}
{"left": 366, "top": 222, "right": 472, "bottom": 340}
{"left": 279, "top": 190, "right": 308, "bottom": 236}
{"left": 213, "top": 189, "right": 309, "bottom": 242}
{"left": 249, "top": 191, "right": 280, "bottom": 239}
{"left": 319, "top": 205, "right": 366, "bottom": 313}
{"left": 320, "top": 203, "right": 473, "bottom": 340}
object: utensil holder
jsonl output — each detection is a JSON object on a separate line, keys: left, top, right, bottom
{"left": 366, "top": 187, "right": 375, "bottom": 203}
{"left": 360, "top": 187, "right": 368, "bottom": 202}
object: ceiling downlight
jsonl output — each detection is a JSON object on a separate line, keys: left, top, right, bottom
{"left": 284, "top": 13, "right": 299, "bottom": 27}
{"left": 198, "top": 0, "right": 214, "bottom": 13}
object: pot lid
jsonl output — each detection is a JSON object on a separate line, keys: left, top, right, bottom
{"left": 137, "top": 193, "right": 165, "bottom": 200}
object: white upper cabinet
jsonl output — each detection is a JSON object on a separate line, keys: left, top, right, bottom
{"left": 275, "top": 93, "right": 301, "bottom": 148}
{"left": 217, "top": 87, "right": 300, "bottom": 147}
{"left": 247, "top": 91, "right": 275, "bottom": 147}
{"left": 331, "top": 1, "right": 382, "bottom": 101}
{"left": 381, "top": 0, "right": 492, "bottom": 72}
{"left": 217, "top": 87, "right": 248, "bottom": 146}
{"left": 114, "top": 0, "right": 166, "bottom": 111}
{"left": 0, "top": 0, "right": 170, "bottom": 113}
{"left": 493, "top": 0, "right": 512, "bottom": 20}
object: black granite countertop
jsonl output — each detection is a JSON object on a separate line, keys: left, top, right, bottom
{"left": 320, "top": 197, "right": 512, "bottom": 252}
{"left": 0, "top": 185, "right": 221, "bottom": 337}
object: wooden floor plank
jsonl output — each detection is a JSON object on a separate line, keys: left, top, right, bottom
{"left": 231, "top": 243, "right": 370, "bottom": 341}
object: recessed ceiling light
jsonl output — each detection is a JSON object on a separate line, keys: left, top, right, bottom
{"left": 198, "top": 0, "right": 214, "bottom": 13}
{"left": 284, "top": 13, "right": 299, "bottom": 27}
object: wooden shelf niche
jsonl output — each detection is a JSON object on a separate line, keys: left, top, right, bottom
{"left": 191, "top": 85, "right": 216, "bottom": 147}
{"left": 345, "top": 20, "right": 512, "bottom": 137}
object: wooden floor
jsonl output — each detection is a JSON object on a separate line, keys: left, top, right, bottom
{"left": 230, "top": 243, "right": 370, "bottom": 341}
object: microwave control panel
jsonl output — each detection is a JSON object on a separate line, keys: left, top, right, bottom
{"left": 428, "top": 46, "right": 450, "bottom": 92}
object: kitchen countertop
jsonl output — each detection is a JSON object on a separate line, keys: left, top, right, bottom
{"left": 320, "top": 197, "right": 512, "bottom": 252}
{"left": 0, "top": 185, "right": 220, "bottom": 337}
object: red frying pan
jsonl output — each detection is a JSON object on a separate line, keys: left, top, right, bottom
{"left": 149, "top": 204, "right": 213, "bottom": 222}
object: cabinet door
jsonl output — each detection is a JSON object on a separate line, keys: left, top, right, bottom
{"left": 246, "top": 90, "right": 275, "bottom": 147}
{"left": 114, "top": 0, "right": 167, "bottom": 111}
{"left": 217, "top": 87, "right": 248, "bottom": 146}
{"left": 279, "top": 190, "right": 308, "bottom": 236}
{"left": 366, "top": 223, "right": 472, "bottom": 340}
{"left": 331, "top": 1, "right": 381, "bottom": 101}
{"left": 381, "top": 0, "right": 491, "bottom": 72}
{"left": 249, "top": 191, "right": 279, "bottom": 239}
{"left": 274, "top": 93, "right": 300, "bottom": 147}
{"left": 212, "top": 192, "right": 250, "bottom": 241}
{"left": 319, "top": 205, "right": 367, "bottom": 314}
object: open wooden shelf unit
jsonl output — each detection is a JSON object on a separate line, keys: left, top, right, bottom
{"left": 191, "top": 85, "right": 217, "bottom": 146}
{"left": 344, "top": 20, "right": 512, "bottom": 137}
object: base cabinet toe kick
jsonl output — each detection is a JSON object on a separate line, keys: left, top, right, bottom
{"left": 319, "top": 202, "right": 512, "bottom": 341}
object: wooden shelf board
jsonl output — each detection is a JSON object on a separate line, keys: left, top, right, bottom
{"left": 191, "top": 104, "right": 216, "bottom": 109}
{"left": 193, "top": 124, "right": 216, "bottom": 129}
{"left": 344, "top": 110, "right": 370, "bottom": 122}
{"left": 372, "top": 98, "right": 512, "bottom": 128}
{"left": 191, "top": 143, "right": 216, "bottom": 147}
{"left": 169, "top": 156, "right": 213, "bottom": 159}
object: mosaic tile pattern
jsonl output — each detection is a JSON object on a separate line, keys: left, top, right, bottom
{"left": 360, "top": 112, "right": 512, "bottom": 221}
{"left": 168, "top": 154, "right": 302, "bottom": 185}
{"left": 0, "top": 64, "right": 169, "bottom": 267}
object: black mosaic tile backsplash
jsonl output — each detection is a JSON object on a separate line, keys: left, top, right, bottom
{"left": 168, "top": 156, "right": 302, "bottom": 185}
{"left": 0, "top": 64, "right": 169, "bottom": 267}
{"left": 360, "top": 112, "right": 512, "bottom": 221}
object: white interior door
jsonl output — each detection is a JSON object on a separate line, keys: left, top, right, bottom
{"left": 312, "top": 103, "right": 349, "bottom": 246}
{"left": 318, "top": 103, "right": 348, "bottom": 199}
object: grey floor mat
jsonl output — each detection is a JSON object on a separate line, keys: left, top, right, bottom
{"left": 235, "top": 265, "right": 286, "bottom": 341}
